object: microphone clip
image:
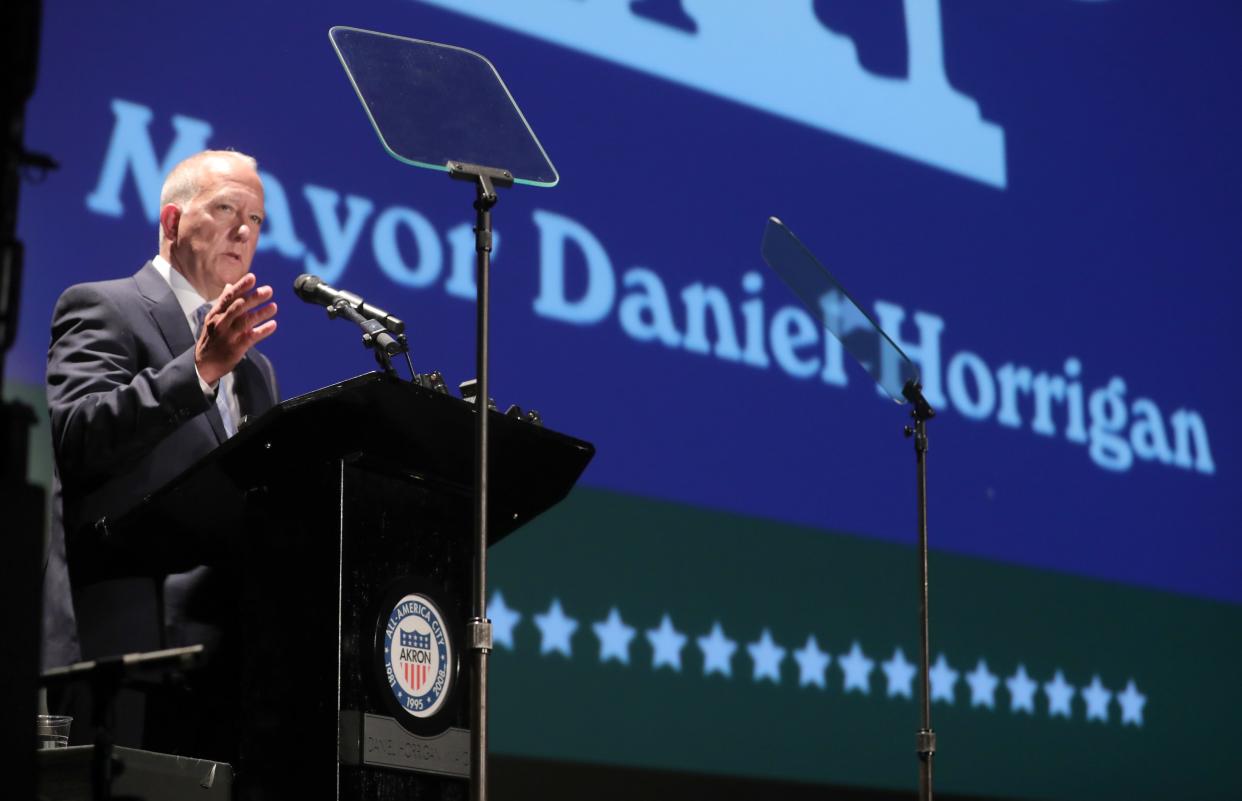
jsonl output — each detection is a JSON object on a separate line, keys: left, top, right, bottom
{"left": 327, "top": 299, "right": 408, "bottom": 378}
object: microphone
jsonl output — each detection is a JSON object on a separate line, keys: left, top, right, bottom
{"left": 292, "top": 274, "right": 405, "bottom": 334}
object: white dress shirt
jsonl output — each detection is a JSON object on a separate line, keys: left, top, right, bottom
{"left": 150, "top": 255, "right": 242, "bottom": 429}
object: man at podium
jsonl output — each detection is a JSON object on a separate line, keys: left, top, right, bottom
{"left": 42, "top": 149, "right": 279, "bottom": 757}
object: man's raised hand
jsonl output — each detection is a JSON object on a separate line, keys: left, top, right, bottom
{"left": 195, "top": 273, "right": 278, "bottom": 386}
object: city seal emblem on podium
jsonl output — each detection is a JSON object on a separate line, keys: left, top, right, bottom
{"left": 383, "top": 593, "right": 454, "bottom": 719}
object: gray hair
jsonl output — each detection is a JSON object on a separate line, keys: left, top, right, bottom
{"left": 157, "top": 149, "right": 259, "bottom": 249}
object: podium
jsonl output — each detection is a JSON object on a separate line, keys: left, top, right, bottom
{"left": 98, "top": 372, "right": 594, "bottom": 800}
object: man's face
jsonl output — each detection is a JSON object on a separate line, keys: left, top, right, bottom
{"left": 169, "top": 157, "right": 265, "bottom": 299}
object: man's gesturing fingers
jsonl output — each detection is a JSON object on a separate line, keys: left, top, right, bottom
{"left": 213, "top": 282, "right": 272, "bottom": 327}
{"left": 213, "top": 274, "right": 257, "bottom": 314}
{"left": 243, "top": 302, "right": 279, "bottom": 346}
{"left": 195, "top": 273, "right": 279, "bottom": 385}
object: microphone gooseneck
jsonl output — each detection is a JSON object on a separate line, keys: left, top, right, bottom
{"left": 292, "top": 274, "right": 405, "bottom": 335}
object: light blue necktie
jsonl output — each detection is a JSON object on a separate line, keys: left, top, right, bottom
{"left": 193, "top": 303, "right": 238, "bottom": 438}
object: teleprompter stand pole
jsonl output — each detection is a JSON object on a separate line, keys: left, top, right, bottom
{"left": 902, "top": 379, "right": 936, "bottom": 801}
{"left": 449, "top": 160, "right": 513, "bottom": 801}
{"left": 758, "top": 217, "right": 941, "bottom": 800}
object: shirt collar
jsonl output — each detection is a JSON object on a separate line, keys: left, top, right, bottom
{"left": 151, "top": 255, "right": 211, "bottom": 330}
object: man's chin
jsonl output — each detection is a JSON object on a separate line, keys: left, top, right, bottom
{"left": 214, "top": 261, "right": 250, "bottom": 288}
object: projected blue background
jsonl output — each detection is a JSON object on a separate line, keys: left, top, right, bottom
{"left": 10, "top": 2, "right": 1241, "bottom": 796}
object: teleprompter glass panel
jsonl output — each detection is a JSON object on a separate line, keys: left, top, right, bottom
{"left": 330, "top": 26, "right": 558, "bottom": 186}
{"left": 761, "top": 217, "right": 918, "bottom": 404}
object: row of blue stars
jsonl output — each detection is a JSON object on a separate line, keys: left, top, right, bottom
{"left": 488, "top": 591, "right": 1147, "bottom": 726}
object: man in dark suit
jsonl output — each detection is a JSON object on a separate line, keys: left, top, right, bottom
{"left": 43, "top": 149, "right": 278, "bottom": 756}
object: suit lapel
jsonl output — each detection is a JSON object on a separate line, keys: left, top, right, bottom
{"left": 133, "top": 262, "right": 229, "bottom": 444}
{"left": 134, "top": 262, "right": 194, "bottom": 356}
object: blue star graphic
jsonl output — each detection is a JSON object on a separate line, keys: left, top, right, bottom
{"left": 838, "top": 641, "right": 874, "bottom": 695}
{"left": 488, "top": 590, "right": 521, "bottom": 650}
{"left": 929, "top": 653, "right": 959, "bottom": 704}
{"left": 1043, "top": 669, "right": 1076, "bottom": 718}
{"left": 1005, "top": 663, "right": 1037, "bottom": 714}
{"left": 792, "top": 634, "right": 830, "bottom": 689}
{"left": 965, "top": 658, "right": 999, "bottom": 709}
{"left": 533, "top": 598, "right": 578, "bottom": 657}
{"left": 696, "top": 622, "right": 737, "bottom": 678}
{"left": 881, "top": 646, "right": 916, "bottom": 699}
{"left": 746, "top": 629, "right": 787, "bottom": 684}
{"left": 1081, "top": 675, "right": 1112, "bottom": 723}
{"left": 1117, "top": 679, "right": 1146, "bottom": 727}
{"left": 646, "top": 613, "right": 687, "bottom": 672}
{"left": 591, "top": 607, "right": 636, "bottom": 665}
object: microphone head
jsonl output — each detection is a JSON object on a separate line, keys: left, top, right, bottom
{"left": 293, "top": 273, "right": 320, "bottom": 300}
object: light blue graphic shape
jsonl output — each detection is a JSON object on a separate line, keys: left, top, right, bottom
{"left": 881, "top": 646, "right": 917, "bottom": 699}
{"left": 1006, "top": 664, "right": 1038, "bottom": 714}
{"left": 838, "top": 641, "right": 875, "bottom": 694}
{"left": 533, "top": 598, "right": 579, "bottom": 657}
{"left": 696, "top": 622, "right": 738, "bottom": 678}
{"left": 929, "top": 652, "right": 960, "bottom": 703}
{"left": 1043, "top": 669, "right": 1077, "bottom": 718}
{"left": 1117, "top": 679, "right": 1146, "bottom": 726}
{"left": 746, "top": 628, "right": 787, "bottom": 684}
{"left": 592, "top": 607, "right": 637, "bottom": 664}
{"left": 646, "top": 613, "right": 688, "bottom": 671}
{"left": 414, "top": 0, "right": 1007, "bottom": 187}
{"left": 1081, "top": 675, "right": 1113, "bottom": 722}
{"left": 965, "top": 658, "right": 1000, "bottom": 709}
{"left": 791, "top": 634, "right": 830, "bottom": 688}
{"left": 488, "top": 590, "right": 522, "bottom": 649}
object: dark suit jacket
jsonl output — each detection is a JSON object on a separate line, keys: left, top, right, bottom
{"left": 42, "top": 261, "right": 278, "bottom": 671}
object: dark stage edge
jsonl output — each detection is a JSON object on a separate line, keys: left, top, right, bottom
{"left": 489, "top": 755, "right": 1050, "bottom": 801}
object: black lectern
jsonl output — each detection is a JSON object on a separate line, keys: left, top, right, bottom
{"left": 98, "top": 373, "right": 594, "bottom": 800}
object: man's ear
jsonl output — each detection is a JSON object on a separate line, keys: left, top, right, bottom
{"left": 159, "top": 204, "right": 181, "bottom": 244}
